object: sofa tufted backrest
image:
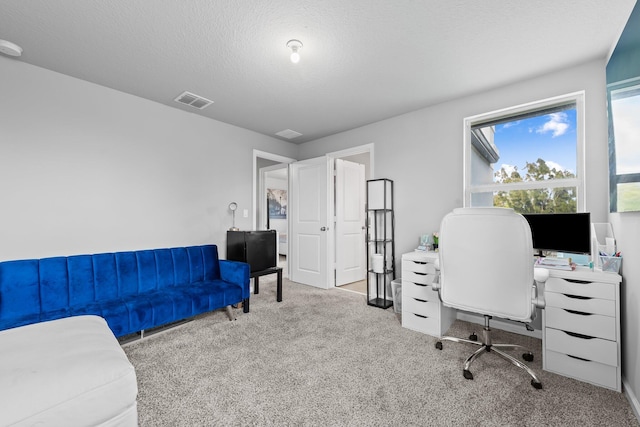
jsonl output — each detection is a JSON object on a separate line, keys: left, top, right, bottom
{"left": 0, "top": 245, "right": 221, "bottom": 323}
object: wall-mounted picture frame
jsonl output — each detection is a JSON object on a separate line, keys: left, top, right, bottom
{"left": 268, "top": 189, "right": 287, "bottom": 219}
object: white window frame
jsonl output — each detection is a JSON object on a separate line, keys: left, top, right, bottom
{"left": 463, "top": 91, "right": 586, "bottom": 212}
{"left": 607, "top": 77, "right": 640, "bottom": 212}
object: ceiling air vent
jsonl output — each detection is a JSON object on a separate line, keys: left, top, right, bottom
{"left": 174, "top": 91, "right": 214, "bottom": 110}
{"left": 275, "top": 129, "right": 303, "bottom": 139}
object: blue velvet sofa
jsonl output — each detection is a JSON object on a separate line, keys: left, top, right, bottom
{"left": 0, "top": 245, "right": 250, "bottom": 337}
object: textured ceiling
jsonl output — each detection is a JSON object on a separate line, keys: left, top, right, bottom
{"left": 0, "top": 0, "right": 636, "bottom": 143}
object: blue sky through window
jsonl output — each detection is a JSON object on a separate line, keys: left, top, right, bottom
{"left": 493, "top": 109, "right": 577, "bottom": 180}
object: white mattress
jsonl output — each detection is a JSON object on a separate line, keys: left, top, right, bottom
{"left": 0, "top": 315, "right": 138, "bottom": 426}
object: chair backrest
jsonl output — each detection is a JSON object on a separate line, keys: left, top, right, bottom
{"left": 438, "top": 207, "right": 534, "bottom": 322}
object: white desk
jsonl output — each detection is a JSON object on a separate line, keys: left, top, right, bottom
{"left": 400, "top": 251, "right": 622, "bottom": 392}
{"left": 401, "top": 251, "right": 456, "bottom": 337}
{"left": 542, "top": 267, "right": 621, "bottom": 392}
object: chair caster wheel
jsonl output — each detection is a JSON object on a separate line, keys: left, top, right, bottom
{"left": 531, "top": 380, "right": 543, "bottom": 389}
{"left": 523, "top": 352, "right": 534, "bottom": 362}
{"left": 469, "top": 333, "right": 478, "bottom": 341}
{"left": 435, "top": 341, "right": 443, "bottom": 350}
{"left": 463, "top": 369, "right": 474, "bottom": 380}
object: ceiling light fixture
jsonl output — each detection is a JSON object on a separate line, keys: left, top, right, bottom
{"left": 286, "top": 39, "right": 303, "bottom": 64}
{"left": 0, "top": 39, "right": 23, "bottom": 57}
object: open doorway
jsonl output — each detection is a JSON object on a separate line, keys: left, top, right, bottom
{"left": 253, "top": 150, "right": 295, "bottom": 278}
{"left": 253, "top": 145, "right": 373, "bottom": 290}
{"left": 262, "top": 165, "right": 288, "bottom": 275}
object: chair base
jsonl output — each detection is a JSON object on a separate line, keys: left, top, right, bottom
{"left": 436, "top": 316, "right": 542, "bottom": 389}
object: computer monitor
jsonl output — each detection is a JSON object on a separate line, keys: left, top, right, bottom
{"left": 521, "top": 212, "right": 591, "bottom": 256}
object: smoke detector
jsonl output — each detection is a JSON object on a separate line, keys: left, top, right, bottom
{"left": 0, "top": 40, "right": 23, "bottom": 57}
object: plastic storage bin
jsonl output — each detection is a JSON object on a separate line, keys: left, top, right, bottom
{"left": 391, "top": 279, "right": 402, "bottom": 314}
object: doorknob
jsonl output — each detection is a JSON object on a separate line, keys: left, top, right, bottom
{"left": 321, "top": 227, "right": 328, "bottom": 231}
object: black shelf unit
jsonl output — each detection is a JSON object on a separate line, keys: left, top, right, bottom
{"left": 366, "top": 178, "right": 395, "bottom": 309}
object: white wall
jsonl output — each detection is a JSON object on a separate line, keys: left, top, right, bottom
{"left": 610, "top": 213, "right": 640, "bottom": 411}
{"left": 0, "top": 57, "right": 297, "bottom": 260}
{"left": 299, "top": 59, "right": 611, "bottom": 257}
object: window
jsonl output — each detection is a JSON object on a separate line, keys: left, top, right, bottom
{"left": 607, "top": 78, "right": 640, "bottom": 212}
{"left": 464, "top": 92, "right": 585, "bottom": 214}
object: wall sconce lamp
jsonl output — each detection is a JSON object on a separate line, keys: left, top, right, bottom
{"left": 228, "top": 202, "right": 239, "bottom": 231}
{"left": 286, "top": 39, "right": 303, "bottom": 64}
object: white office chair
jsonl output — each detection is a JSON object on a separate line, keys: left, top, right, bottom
{"left": 432, "top": 207, "right": 547, "bottom": 389}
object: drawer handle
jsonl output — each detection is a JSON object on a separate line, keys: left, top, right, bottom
{"left": 564, "top": 309, "right": 591, "bottom": 316}
{"left": 414, "top": 283, "right": 428, "bottom": 287}
{"left": 567, "top": 354, "right": 591, "bottom": 362}
{"left": 413, "top": 272, "right": 427, "bottom": 276}
{"left": 413, "top": 313, "right": 428, "bottom": 319}
{"left": 563, "top": 294, "right": 591, "bottom": 300}
{"left": 563, "top": 330, "right": 595, "bottom": 340}
{"left": 413, "top": 298, "right": 428, "bottom": 303}
{"left": 412, "top": 261, "right": 428, "bottom": 265}
{"left": 564, "top": 278, "right": 592, "bottom": 284}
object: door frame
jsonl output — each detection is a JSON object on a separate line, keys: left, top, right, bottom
{"left": 326, "top": 143, "right": 375, "bottom": 180}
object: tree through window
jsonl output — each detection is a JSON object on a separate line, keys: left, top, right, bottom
{"left": 464, "top": 92, "right": 585, "bottom": 214}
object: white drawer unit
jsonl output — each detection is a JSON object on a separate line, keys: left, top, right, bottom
{"left": 542, "top": 268, "right": 622, "bottom": 392}
{"left": 401, "top": 251, "right": 456, "bottom": 338}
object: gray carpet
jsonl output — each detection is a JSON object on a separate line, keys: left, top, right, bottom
{"left": 123, "top": 278, "right": 639, "bottom": 426}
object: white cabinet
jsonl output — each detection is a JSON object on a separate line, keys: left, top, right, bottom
{"left": 401, "top": 251, "right": 456, "bottom": 338}
{"left": 542, "top": 268, "right": 621, "bottom": 392}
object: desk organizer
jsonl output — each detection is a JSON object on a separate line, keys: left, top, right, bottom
{"left": 591, "top": 223, "right": 616, "bottom": 269}
{"left": 599, "top": 255, "right": 622, "bottom": 274}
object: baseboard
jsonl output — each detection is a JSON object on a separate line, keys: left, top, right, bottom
{"left": 456, "top": 312, "right": 542, "bottom": 339}
{"left": 623, "top": 377, "right": 640, "bottom": 423}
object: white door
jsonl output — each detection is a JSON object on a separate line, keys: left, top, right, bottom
{"left": 289, "top": 157, "right": 332, "bottom": 289}
{"left": 335, "top": 159, "right": 366, "bottom": 286}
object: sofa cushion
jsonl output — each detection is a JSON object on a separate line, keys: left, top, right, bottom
{"left": 39, "top": 257, "right": 70, "bottom": 312}
{"left": 0, "top": 259, "right": 40, "bottom": 320}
